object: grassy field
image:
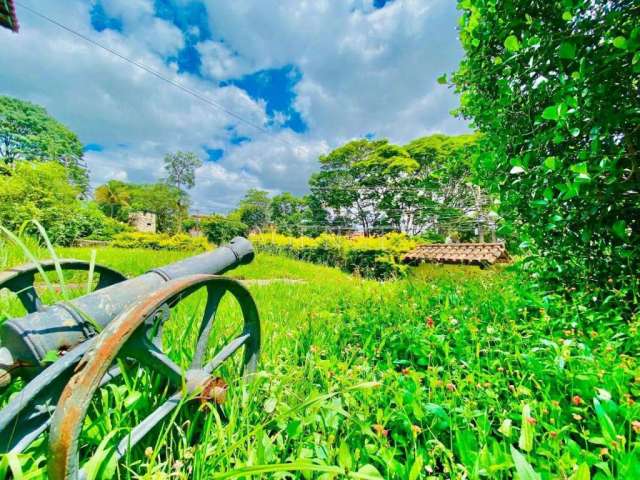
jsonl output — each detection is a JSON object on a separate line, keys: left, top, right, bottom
{"left": 1, "top": 243, "right": 639, "bottom": 479}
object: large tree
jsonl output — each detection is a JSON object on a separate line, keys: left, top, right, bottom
{"left": 453, "top": 0, "right": 639, "bottom": 298}
{"left": 309, "top": 135, "right": 485, "bottom": 236}
{"left": 0, "top": 95, "right": 89, "bottom": 193}
{"left": 163, "top": 151, "right": 203, "bottom": 191}
{"left": 233, "top": 189, "right": 271, "bottom": 231}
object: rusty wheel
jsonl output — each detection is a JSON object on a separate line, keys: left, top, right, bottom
{"left": 0, "top": 259, "right": 126, "bottom": 313}
{"left": 47, "top": 274, "right": 260, "bottom": 480}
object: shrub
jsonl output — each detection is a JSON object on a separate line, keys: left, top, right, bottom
{"left": 201, "top": 215, "right": 249, "bottom": 245}
{"left": 453, "top": 1, "right": 639, "bottom": 316}
{"left": 250, "top": 232, "right": 417, "bottom": 279}
{"left": 111, "top": 232, "right": 209, "bottom": 251}
{"left": 0, "top": 162, "right": 109, "bottom": 245}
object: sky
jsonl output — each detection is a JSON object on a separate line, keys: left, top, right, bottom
{"left": 0, "top": 0, "right": 469, "bottom": 213}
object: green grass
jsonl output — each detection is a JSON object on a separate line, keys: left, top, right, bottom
{"left": 1, "top": 242, "right": 639, "bottom": 479}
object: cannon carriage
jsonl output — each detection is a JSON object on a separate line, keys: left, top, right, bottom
{"left": 0, "top": 237, "right": 260, "bottom": 479}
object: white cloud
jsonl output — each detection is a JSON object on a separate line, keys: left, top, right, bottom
{"left": 0, "top": 0, "right": 468, "bottom": 212}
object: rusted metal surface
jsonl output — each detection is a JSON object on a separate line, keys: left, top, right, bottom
{"left": 0, "top": 237, "right": 259, "bottom": 471}
{"left": 48, "top": 275, "right": 260, "bottom": 480}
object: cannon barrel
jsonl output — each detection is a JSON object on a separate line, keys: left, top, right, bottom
{"left": 0, "top": 237, "right": 254, "bottom": 380}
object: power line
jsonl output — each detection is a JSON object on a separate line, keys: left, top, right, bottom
{"left": 15, "top": 1, "right": 300, "bottom": 151}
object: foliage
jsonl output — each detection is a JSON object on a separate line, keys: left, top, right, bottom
{"left": 94, "top": 180, "right": 186, "bottom": 234}
{"left": 3, "top": 247, "right": 640, "bottom": 478}
{"left": 453, "top": 0, "right": 639, "bottom": 313}
{"left": 308, "top": 135, "right": 489, "bottom": 238}
{"left": 163, "top": 151, "right": 203, "bottom": 191}
{"left": 250, "top": 232, "right": 418, "bottom": 279}
{"left": 233, "top": 189, "right": 271, "bottom": 231}
{"left": 270, "top": 192, "right": 308, "bottom": 236}
{"left": 0, "top": 162, "right": 107, "bottom": 245}
{"left": 111, "top": 232, "right": 209, "bottom": 251}
{"left": 199, "top": 214, "right": 249, "bottom": 245}
{"left": 0, "top": 95, "right": 89, "bottom": 193}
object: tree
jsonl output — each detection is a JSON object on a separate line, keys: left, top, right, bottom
{"left": 270, "top": 192, "right": 308, "bottom": 236}
{"left": 453, "top": 0, "right": 639, "bottom": 302}
{"left": 308, "top": 135, "right": 485, "bottom": 237}
{"left": 234, "top": 189, "right": 271, "bottom": 231}
{"left": 0, "top": 95, "right": 89, "bottom": 193}
{"left": 95, "top": 180, "right": 131, "bottom": 218}
{"left": 163, "top": 151, "right": 203, "bottom": 191}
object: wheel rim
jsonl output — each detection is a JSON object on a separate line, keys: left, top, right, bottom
{"left": 47, "top": 274, "right": 260, "bottom": 480}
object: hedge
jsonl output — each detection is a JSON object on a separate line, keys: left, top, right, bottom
{"left": 111, "top": 232, "right": 210, "bottom": 251}
{"left": 250, "top": 232, "right": 417, "bottom": 279}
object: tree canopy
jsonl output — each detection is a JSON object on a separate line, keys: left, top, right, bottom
{"left": 0, "top": 95, "right": 89, "bottom": 193}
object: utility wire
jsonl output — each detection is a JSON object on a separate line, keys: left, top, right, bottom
{"left": 15, "top": 1, "right": 300, "bottom": 150}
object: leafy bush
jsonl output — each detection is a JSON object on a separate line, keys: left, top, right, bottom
{"left": 0, "top": 162, "right": 109, "bottom": 245}
{"left": 250, "top": 232, "right": 416, "bottom": 279}
{"left": 111, "top": 232, "right": 209, "bottom": 251}
{"left": 200, "top": 215, "right": 249, "bottom": 245}
{"left": 453, "top": 1, "right": 639, "bottom": 316}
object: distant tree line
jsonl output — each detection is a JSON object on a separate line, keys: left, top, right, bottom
{"left": 206, "top": 134, "right": 495, "bottom": 243}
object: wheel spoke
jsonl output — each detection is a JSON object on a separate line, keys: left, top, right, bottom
{"left": 114, "top": 391, "right": 183, "bottom": 460}
{"left": 203, "top": 333, "right": 250, "bottom": 374}
{"left": 191, "top": 287, "right": 225, "bottom": 369}
{"left": 122, "top": 336, "right": 184, "bottom": 386}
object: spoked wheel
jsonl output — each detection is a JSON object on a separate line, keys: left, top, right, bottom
{"left": 0, "top": 259, "right": 126, "bottom": 313}
{"left": 47, "top": 274, "right": 260, "bottom": 480}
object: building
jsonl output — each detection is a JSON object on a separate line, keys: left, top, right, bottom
{"left": 128, "top": 212, "right": 157, "bottom": 233}
{"left": 403, "top": 243, "right": 510, "bottom": 267}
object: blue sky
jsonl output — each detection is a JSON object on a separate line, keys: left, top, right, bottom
{"left": 0, "top": 0, "right": 467, "bottom": 212}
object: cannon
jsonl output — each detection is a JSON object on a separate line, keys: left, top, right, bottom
{"left": 0, "top": 237, "right": 260, "bottom": 479}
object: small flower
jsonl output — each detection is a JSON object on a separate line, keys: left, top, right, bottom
{"left": 450, "top": 318, "right": 459, "bottom": 326}
{"left": 572, "top": 395, "right": 583, "bottom": 406}
{"left": 572, "top": 413, "right": 583, "bottom": 421}
{"left": 446, "top": 382, "right": 456, "bottom": 392}
{"left": 426, "top": 317, "right": 434, "bottom": 328}
{"left": 145, "top": 447, "right": 154, "bottom": 458}
{"left": 526, "top": 416, "right": 537, "bottom": 425}
{"left": 549, "top": 431, "right": 557, "bottom": 438}
{"left": 310, "top": 345, "right": 319, "bottom": 353}
{"left": 401, "top": 367, "right": 411, "bottom": 375}
{"left": 173, "top": 460, "right": 184, "bottom": 471}
{"left": 373, "top": 424, "right": 389, "bottom": 437}
{"left": 632, "top": 420, "right": 640, "bottom": 434}
{"left": 600, "top": 447, "right": 609, "bottom": 457}
{"left": 411, "top": 424, "right": 422, "bottom": 436}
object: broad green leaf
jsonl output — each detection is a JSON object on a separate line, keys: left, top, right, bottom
{"left": 504, "top": 35, "right": 521, "bottom": 52}
{"left": 409, "top": 456, "right": 424, "bottom": 480}
{"left": 499, "top": 418, "right": 513, "bottom": 437}
{"left": 544, "top": 157, "right": 558, "bottom": 170}
{"left": 559, "top": 42, "right": 577, "bottom": 59}
{"left": 613, "top": 36, "right": 627, "bottom": 50}
{"left": 510, "top": 446, "right": 540, "bottom": 480}
{"left": 437, "top": 73, "right": 447, "bottom": 84}
{"left": 542, "top": 106, "right": 559, "bottom": 121}
{"left": 593, "top": 398, "right": 617, "bottom": 444}
{"left": 562, "top": 11, "right": 573, "bottom": 21}
{"left": 338, "top": 441, "right": 353, "bottom": 471}
{"left": 612, "top": 220, "right": 628, "bottom": 241}
{"left": 519, "top": 404, "right": 535, "bottom": 452}
{"left": 42, "top": 350, "right": 60, "bottom": 363}
{"left": 352, "top": 464, "right": 384, "bottom": 480}
{"left": 572, "top": 463, "right": 591, "bottom": 480}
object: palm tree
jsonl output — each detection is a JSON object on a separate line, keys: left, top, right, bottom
{"left": 95, "top": 180, "right": 130, "bottom": 218}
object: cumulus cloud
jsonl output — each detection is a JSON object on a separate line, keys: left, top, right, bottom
{"left": 0, "top": 0, "right": 468, "bottom": 212}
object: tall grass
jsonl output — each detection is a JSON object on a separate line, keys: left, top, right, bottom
{"left": 0, "top": 243, "right": 639, "bottom": 478}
